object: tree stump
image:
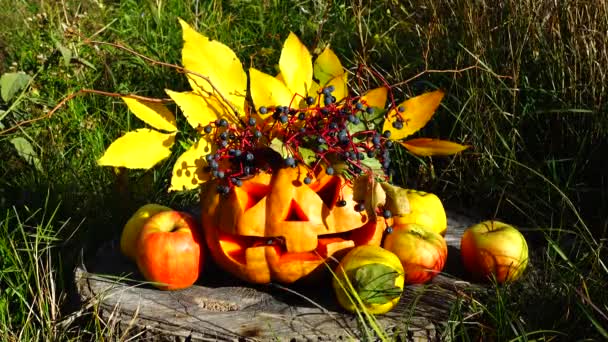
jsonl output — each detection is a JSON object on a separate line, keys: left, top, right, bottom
{"left": 74, "top": 210, "right": 481, "bottom": 341}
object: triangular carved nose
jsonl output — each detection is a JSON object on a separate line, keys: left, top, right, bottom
{"left": 284, "top": 199, "right": 309, "bottom": 222}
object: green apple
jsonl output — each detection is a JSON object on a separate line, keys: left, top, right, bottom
{"left": 460, "top": 220, "right": 528, "bottom": 283}
{"left": 120, "top": 203, "right": 172, "bottom": 260}
{"left": 393, "top": 190, "right": 447, "bottom": 236}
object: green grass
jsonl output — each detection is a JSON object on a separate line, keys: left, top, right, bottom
{"left": 0, "top": 0, "right": 606, "bottom": 340}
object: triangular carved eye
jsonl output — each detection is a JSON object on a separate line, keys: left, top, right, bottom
{"left": 240, "top": 182, "right": 271, "bottom": 210}
{"left": 284, "top": 199, "right": 309, "bottom": 222}
{"left": 310, "top": 176, "right": 340, "bottom": 209}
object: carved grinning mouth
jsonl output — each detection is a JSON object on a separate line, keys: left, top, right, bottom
{"left": 217, "top": 219, "right": 379, "bottom": 265}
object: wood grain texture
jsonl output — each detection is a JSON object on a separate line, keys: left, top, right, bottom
{"left": 75, "top": 209, "right": 481, "bottom": 341}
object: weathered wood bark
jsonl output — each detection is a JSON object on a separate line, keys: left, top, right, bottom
{"left": 75, "top": 210, "right": 480, "bottom": 341}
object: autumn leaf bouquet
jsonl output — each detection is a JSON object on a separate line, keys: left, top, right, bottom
{"left": 98, "top": 19, "right": 468, "bottom": 197}
{"left": 98, "top": 19, "right": 470, "bottom": 285}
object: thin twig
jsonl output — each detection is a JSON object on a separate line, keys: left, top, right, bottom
{"left": 0, "top": 89, "right": 170, "bottom": 136}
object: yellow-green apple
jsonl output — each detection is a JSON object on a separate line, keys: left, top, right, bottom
{"left": 332, "top": 245, "right": 405, "bottom": 314}
{"left": 136, "top": 210, "right": 204, "bottom": 290}
{"left": 120, "top": 203, "right": 172, "bottom": 260}
{"left": 382, "top": 223, "right": 448, "bottom": 284}
{"left": 393, "top": 190, "right": 447, "bottom": 236}
{"left": 460, "top": 220, "right": 528, "bottom": 283}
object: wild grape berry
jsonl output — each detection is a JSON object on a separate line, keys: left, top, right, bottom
{"left": 354, "top": 203, "right": 365, "bottom": 212}
{"left": 382, "top": 130, "right": 391, "bottom": 138}
{"left": 386, "top": 140, "right": 394, "bottom": 148}
{"left": 203, "top": 125, "right": 212, "bottom": 134}
{"left": 209, "top": 160, "right": 219, "bottom": 169}
{"left": 326, "top": 167, "right": 334, "bottom": 175}
{"left": 218, "top": 118, "right": 228, "bottom": 127}
{"left": 234, "top": 179, "right": 243, "bottom": 187}
{"left": 217, "top": 171, "right": 225, "bottom": 179}
{"left": 383, "top": 209, "right": 392, "bottom": 218}
{"left": 366, "top": 107, "right": 374, "bottom": 114}
{"left": 372, "top": 135, "right": 381, "bottom": 145}
{"left": 337, "top": 199, "right": 347, "bottom": 207}
{"left": 385, "top": 226, "right": 393, "bottom": 234}
{"left": 279, "top": 114, "right": 288, "bottom": 124}
{"left": 355, "top": 102, "right": 364, "bottom": 110}
{"left": 305, "top": 96, "right": 315, "bottom": 105}
{"left": 205, "top": 154, "right": 214, "bottom": 162}
{"left": 220, "top": 132, "right": 228, "bottom": 140}
{"left": 298, "top": 113, "right": 306, "bottom": 120}
{"left": 284, "top": 156, "right": 295, "bottom": 167}
{"left": 248, "top": 117, "right": 257, "bottom": 126}
{"left": 259, "top": 106, "right": 268, "bottom": 114}
{"left": 234, "top": 149, "right": 242, "bottom": 157}
{"left": 303, "top": 176, "right": 312, "bottom": 184}
{"left": 254, "top": 130, "right": 263, "bottom": 138}
{"left": 327, "top": 85, "right": 335, "bottom": 93}
{"left": 348, "top": 114, "right": 356, "bottom": 123}
{"left": 323, "top": 96, "right": 333, "bottom": 106}
{"left": 392, "top": 120, "right": 404, "bottom": 129}
{"left": 397, "top": 106, "right": 405, "bottom": 112}
{"left": 246, "top": 152, "right": 255, "bottom": 161}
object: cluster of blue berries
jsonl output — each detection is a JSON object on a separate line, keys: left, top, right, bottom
{"left": 202, "top": 86, "right": 399, "bottom": 195}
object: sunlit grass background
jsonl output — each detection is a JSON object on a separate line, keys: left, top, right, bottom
{"left": 1, "top": 0, "right": 606, "bottom": 340}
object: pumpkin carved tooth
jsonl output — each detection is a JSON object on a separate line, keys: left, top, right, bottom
{"left": 201, "top": 164, "right": 386, "bottom": 284}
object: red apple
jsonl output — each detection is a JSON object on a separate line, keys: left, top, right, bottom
{"left": 382, "top": 223, "right": 448, "bottom": 284}
{"left": 460, "top": 220, "right": 528, "bottom": 283}
{"left": 136, "top": 210, "right": 204, "bottom": 290}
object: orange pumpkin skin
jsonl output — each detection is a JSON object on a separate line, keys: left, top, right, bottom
{"left": 200, "top": 165, "right": 385, "bottom": 284}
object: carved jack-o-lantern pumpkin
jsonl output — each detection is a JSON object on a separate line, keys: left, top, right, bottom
{"left": 200, "top": 165, "right": 386, "bottom": 284}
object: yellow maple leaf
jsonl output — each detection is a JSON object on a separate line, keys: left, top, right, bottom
{"left": 169, "top": 137, "right": 214, "bottom": 191}
{"left": 400, "top": 138, "right": 470, "bottom": 156}
{"left": 97, "top": 128, "right": 176, "bottom": 169}
{"left": 121, "top": 97, "right": 176, "bottom": 132}
{"left": 382, "top": 90, "right": 444, "bottom": 140}
{"left": 279, "top": 32, "right": 313, "bottom": 98}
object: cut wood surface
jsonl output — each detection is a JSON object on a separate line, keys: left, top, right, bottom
{"left": 75, "top": 210, "right": 481, "bottom": 341}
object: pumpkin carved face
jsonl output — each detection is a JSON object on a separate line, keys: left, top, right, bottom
{"left": 200, "top": 165, "right": 385, "bottom": 284}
